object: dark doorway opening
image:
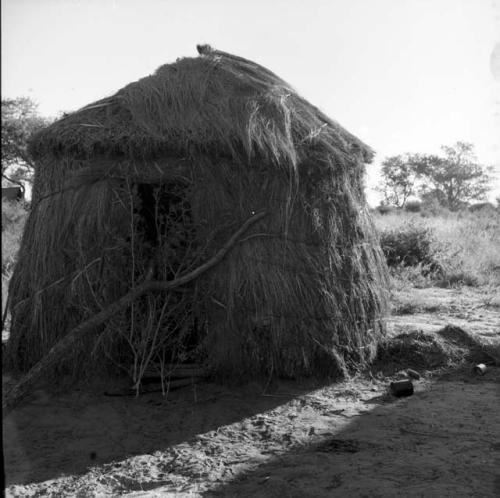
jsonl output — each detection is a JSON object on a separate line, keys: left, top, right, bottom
{"left": 134, "top": 182, "right": 203, "bottom": 365}
{"left": 136, "top": 182, "right": 189, "bottom": 253}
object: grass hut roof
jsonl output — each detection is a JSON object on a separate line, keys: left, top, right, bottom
{"left": 29, "top": 44, "right": 373, "bottom": 167}
{"left": 8, "top": 46, "right": 388, "bottom": 386}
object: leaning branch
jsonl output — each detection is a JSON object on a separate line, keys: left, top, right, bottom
{"left": 3, "top": 211, "right": 267, "bottom": 415}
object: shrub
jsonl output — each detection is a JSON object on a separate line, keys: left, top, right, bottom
{"left": 374, "top": 208, "right": 500, "bottom": 288}
{"left": 379, "top": 223, "right": 438, "bottom": 270}
{"left": 404, "top": 200, "right": 421, "bottom": 212}
{"left": 469, "top": 202, "right": 495, "bottom": 213}
{"left": 431, "top": 210, "right": 500, "bottom": 287}
{"left": 2, "top": 199, "right": 28, "bottom": 276}
{"left": 434, "top": 271, "right": 480, "bottom": 288}
{"left": 377, "top": 204, "right": 397, "bottom": 215}
{"left": 420, "top": 198, "right": 452, "bottom": 218}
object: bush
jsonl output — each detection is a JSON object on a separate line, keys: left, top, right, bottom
{"left": 2, "top": 199, "right": 28, "bottom": 276}
{"left": 420, "top": 198, "right": 452, "bottom": 218}
{"left": 469, "top": 202, "right": 495, "bottom": 213}
{"left": 379, "top": 223, "right": 438, "bottom": 270}
{"left": 374, "top": 208, "right": 500, "bottom": 288}
{"left": 404, "top": 200, "right": 421, "bottom": 212}
{"left": 377, "top": 204, "right": 397, "bottom": 215}
{"left": 431, "top": 210, "right": 500, "bottom": 287}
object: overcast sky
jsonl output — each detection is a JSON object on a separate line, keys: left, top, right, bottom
{"left": 2, "top": 0, "right": 499, "bottom": 204}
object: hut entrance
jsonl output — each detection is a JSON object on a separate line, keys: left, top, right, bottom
{"left": 135, "top": 182, "right": 192, "bottom": 272}
{"left": 133, "top": 182, "right": 202, "bottom": 364}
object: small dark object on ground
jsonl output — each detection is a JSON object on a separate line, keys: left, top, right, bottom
{"left": 90, "top": 452, "right": 97, "bottom": 460}
{"left": 390, "top": 379, "right": 414, "bottom": 397}
{"left": 473, "top": 364, "right": 487, "bottom": 375}
{"left": 407, "top": 369, "right": 421, "bottom": 380}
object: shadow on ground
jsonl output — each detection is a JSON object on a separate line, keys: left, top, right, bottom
{"left": 205, "top": 367, "right": 500, "bottom": 497}
{"left": 200, "top": 326, "right": 500, "bottom": 497}
{"left": 2, "top": 374, "right": 319, "bottom": 486}
{"left": 3, "top": 324, "right": 500, "bottom": 496}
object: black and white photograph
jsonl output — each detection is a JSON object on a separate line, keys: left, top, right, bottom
{"left": 2, "top": 0, "right": 500, "bottom": 496}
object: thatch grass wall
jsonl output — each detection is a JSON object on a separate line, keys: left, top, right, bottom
{"left": 6, "top": 46, "right": 388, "bottom": 382}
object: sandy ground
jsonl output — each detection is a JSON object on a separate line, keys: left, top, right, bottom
{"left": 3, "top": 286, "right": 500, "bottom": 497}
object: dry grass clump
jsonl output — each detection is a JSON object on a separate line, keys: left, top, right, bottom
{"left": 430, "top": 212, "right": 500, "bottom": 287}
{"left": 374, "top": 209, "right": 500, "bottom": 287}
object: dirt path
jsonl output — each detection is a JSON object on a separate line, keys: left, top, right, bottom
{"left": 3, "top": 287, "right": 500, "bottom": 497}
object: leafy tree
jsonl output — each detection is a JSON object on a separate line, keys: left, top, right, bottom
{"left": 1, "top": 97, "right": 51, "bottom": 193}
{"left": 411, "top": 142, "right": 492, "bottom": 211}
{"left": 377, "top": 154, "right": 418, "bottom": 207}
{"left": 378, "top": 142, "right": 493, "bottom": 211}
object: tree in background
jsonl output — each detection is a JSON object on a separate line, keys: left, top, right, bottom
{"left": 412, "top": 142, "right": 492, "bottom": 211}
{"left": 378, "top": 154, "right": 419, "bottom": 207}
{"left": 1, "top": 97, "right": 51, "bottom": 194}
{"left": 379, "top": 142, "right": 492, "bottom": 211}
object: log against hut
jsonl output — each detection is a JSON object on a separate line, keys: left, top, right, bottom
{"left": 5, "top": 45, "right": 389, "bottom": 401}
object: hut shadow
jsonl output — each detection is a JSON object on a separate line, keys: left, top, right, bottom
{"left": 203, "top": 367, "right": 500, "bottom": 497}
{"left": 3, "top": 364, "right": 499, "bottom": 494}
{"left": 2, "top": 376, "right": 321, "bottom": 486}
{"left": 5, "top": 324, "right": 499, "bottom": 491}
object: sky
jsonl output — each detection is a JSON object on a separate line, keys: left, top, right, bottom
{"left": 2, "top": 0, "right": 500, "bottom": 205}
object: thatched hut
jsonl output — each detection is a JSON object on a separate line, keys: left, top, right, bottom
{"left": 6, "top": 46, "right": 388, "bottom": 384}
